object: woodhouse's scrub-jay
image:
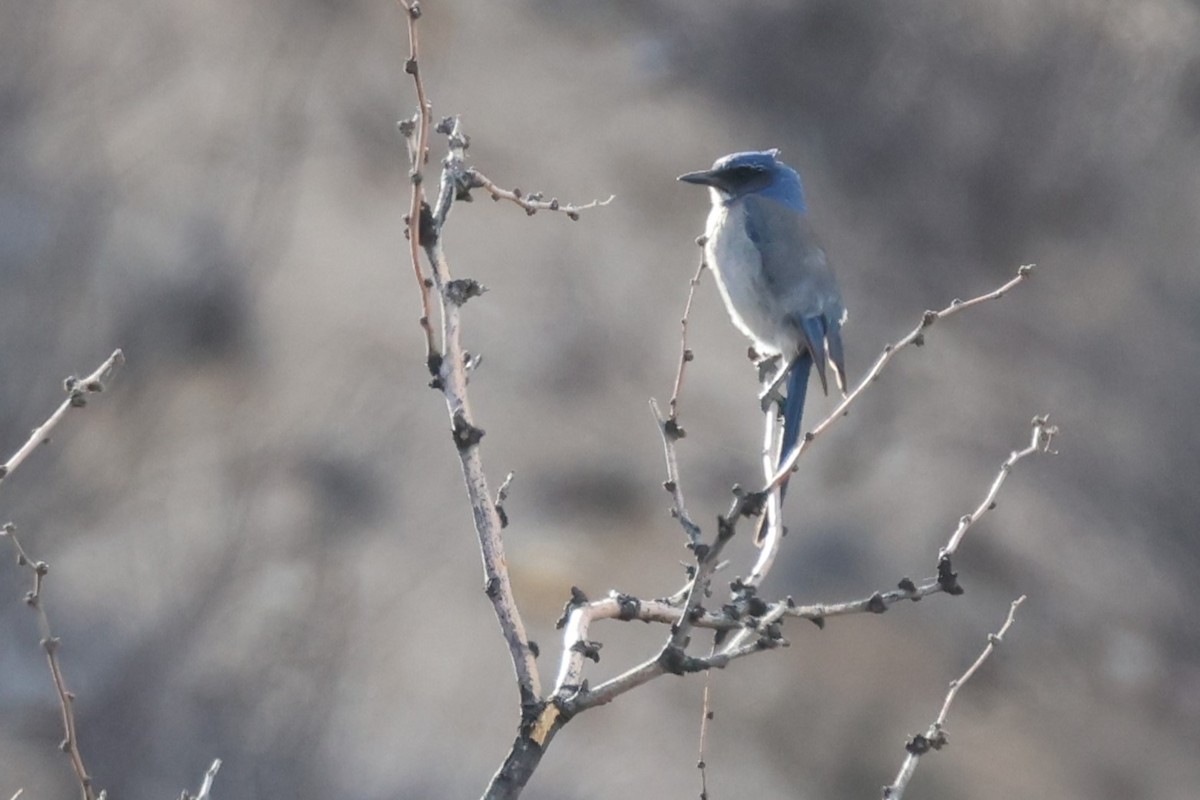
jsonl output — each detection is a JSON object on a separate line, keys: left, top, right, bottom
{"left": 679, "top": 150, "right": 847, "bottom": 539}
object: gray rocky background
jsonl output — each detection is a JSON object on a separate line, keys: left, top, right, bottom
{"left": 1, "top": 1, "right": 1198, "bottom": 798}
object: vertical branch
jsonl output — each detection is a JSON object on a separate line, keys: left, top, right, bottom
{"left": 4, "top": 526, "right": 98, "bottom": 800}
{"left": 650, "top": 245, "right": 708, "bottom": 546}
{"left": 396, "top": 8, "right": 541, "bottom": 709}
{"left": 668, "top": 248, "right": 707, "bottom": 423}
{"left": 421, "top": 120, "right": 542, "bottom": 710}
{"left": 695, "top": 663, "right": 715, "bottom": 799}
{"left": 747, "top": 402, "right": 783, "bottom": 586}
{"left": 649, "top": 399, "right": 702, "bottom": 545}
{"left": 393, "top": 15, "right": 547, "bottom": 793}
{"left": 397, "top": 1, "right": 437, "bottom": 360}
{"left": 393, "top": 6, "right": 616, "bottom": 780}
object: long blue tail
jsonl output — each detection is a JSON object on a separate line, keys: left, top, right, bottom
{"left": 778, "top": 352, "right": 813, "bottom": 502}
{"left": 755, "top": 354, "right": 812, "bottom": 544}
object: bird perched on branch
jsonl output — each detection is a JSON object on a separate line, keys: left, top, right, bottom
{"left": 678, "top": 149, "right": 847, "bottom": 542}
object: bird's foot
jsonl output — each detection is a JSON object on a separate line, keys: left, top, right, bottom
{"left": 757, "top": 357, "right": 789, "bottom": 413}
{"left": 755, "top": 353, "right": 783, "bottom": 384}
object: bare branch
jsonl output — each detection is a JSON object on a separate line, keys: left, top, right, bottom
{"left": 552, "top": 401, "right": 1054, "bottom": 721}
{"left": 784, "top": 579, "right": 935, "bottom": 623}
{"left": 696, "top": 669, "right": 715, "bottom": 800}
{"left": 430, "top": 116, "right": 471, "bottom": 230}
{"left": 668, "top": 246, "right": 707, "bottom": 422}
{"left": 0, "top": 350, "right": 124, "bottom": 489}
{"left": 551, "top": 577, "right": 934, "bottom": 705}
{"left": 195, "top": 759, "right": 222, "bottom": 800}
{"left": 934, "top": 414, "right": 1057, "bottom": 596}
{"left": 663, "top": 487, "right": 764, "bottom": 655}
{"left": 563, "top": 603, "right": 788, "bottom": 714}
{"left": 650, "top": 398, "right": 703, "bottom": 545}
{"left": 0, "top": 351, "right": 124, "bottom": 800}
{"left": 420, "top": 115, "right": 612, "bottom": 226}
{"left": 494, "top": 471, "right": 515, "bottom": 529}
{"left": 746, "top": 268, "right": 1035, "bottom": 590}
{"left": 882, "top": 596, "right": 1026, "bottom": 800}
{"left": 562, "top": 406, "right": 1054, "bottom": 712}
{"left": 943, "top": 415, "right": 1058, "bottom": 559}
{"left": 180, "top": 759, "right": 222, "bottom": 800}
{"left": 748, "top": 398, "right": 785, "bottom": 582}
{"left": 420, "top": 115, "right": 541, "bottom": 709}
{"left": 394, "top": 47, "right": 618, "bottom": 793}
{"left": 552, "top": 594, "right": 732, "bottom": 698}
{"left": 731, "top": 417, "right": 1054, "bottom": 650}
{"left": 426, "top": 245, "right": 542, "bottom": 708}
{"left": 495, "top": 472, "right": 515, "bottom": 505}
{"left": 396, "top": 0, "right": 437, "bottom": 360}
{"left": 467, "top": 169, "right": 614, "bottom": 219}
{"left": 768, "top": 265, "right": 1035, "bottom": 491}
{"left": 648, "top": 245, "right": 707, "bottom": 545}
{"left": 3, "top": 525, "right": 99, "bottom": 800}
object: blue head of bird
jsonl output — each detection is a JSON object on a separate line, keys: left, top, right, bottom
{"left": 677, "top": 149, "right": 807, "bottom": 213}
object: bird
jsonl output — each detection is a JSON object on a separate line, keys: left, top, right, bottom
{"left": 678, "top": 149, "right": 847, "bottom": 542}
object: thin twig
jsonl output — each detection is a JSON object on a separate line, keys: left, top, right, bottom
{"left": 669, "top": 248, "right": 707, "bottom": 422}
{"left": 749, "top": 395, "right": 785, "bottom": 581}
{"left": 494, "top": 471, "right": 515, "bottom": 528}
{"left": 697, "top": 669, "right": 714, "bottom": 800}
{"left": 649, "top": 247, "right": 706, "bottom": 540}
{"left": 194, "top": 759, "right": 222, "bottom": 800}
{"left": 3, "top": 526, "right": 98, "bottom": 800}
{"left": 943, "top": 416, "right": 1058, "bottom": 559}
{"left": 665, "top": 488, "right": 762, "bottom": 652}
{"left": 882, "top": 596, "right": 1026, "bottom": 800}
{"left": 495, "top": 472, "right": 515, "bottom": 505}
{"left": 768, "top": 265, "right": 1035, "bottom": 491}
{"left": 0, "top": 350, "right": 124, "bottom": 488}
{"left": 932, "top": 415, "right": 1057, "bottom": 596}
{"left": 650, "top": 398, "right": 702, "bottom": 545}
{"left": 549, "top": 576, "right": 941, "bottom": 706}
{"left": 715, "top": 578, "right": 942, "bottom": 660}
{"left": 467, "top": 169, "right": 614, "bottom": 219}
{"left": 783, "top": 579, "right": 938, "bottom": 623}
{"left": 396, "top": 0, "right": 437, "bottom": 359}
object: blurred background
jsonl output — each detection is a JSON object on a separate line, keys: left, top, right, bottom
{"left": 1, "top": 1, "right": 1198, "bottom": 797}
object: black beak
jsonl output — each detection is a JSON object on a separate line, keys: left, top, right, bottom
{"left": 677, "top": 169, "right": 719, "bottom": 187}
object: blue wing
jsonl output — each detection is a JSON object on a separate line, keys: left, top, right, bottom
{"left": 744, "top": 194, "right": 848, "bottom": 543}
{"left": 742, "top": 193, "right": 847, "bottom": 390}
